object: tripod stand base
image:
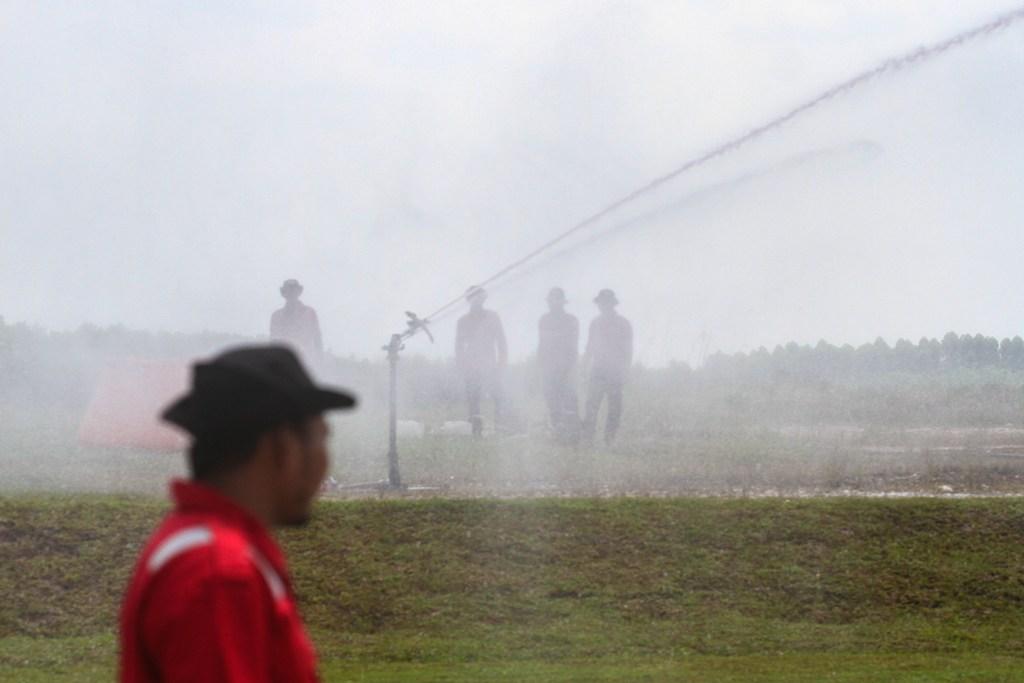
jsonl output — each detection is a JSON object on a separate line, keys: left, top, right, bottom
{"left": 329, "top": 480, "right": 443, "bottom": 493}
{"left": 333, "top": 479, "right": 404, "bottom": 492}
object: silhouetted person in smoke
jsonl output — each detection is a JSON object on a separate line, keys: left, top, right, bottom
{"left": 537, "top": 287, "right": 580, "bottom": 442}
{"left": 455, "top": 286, "right": 507, "bottom": 437}
{"left": 582, "top": 289, "right": 633, "bottom": 445}
{"left": 270, "top": 279, "right": 323, "bottom": 363}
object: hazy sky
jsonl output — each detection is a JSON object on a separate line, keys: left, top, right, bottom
{"left": 2, "top": 1, "right": 1022, "bottom": 364}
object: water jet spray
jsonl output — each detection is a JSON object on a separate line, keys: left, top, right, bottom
{"left": 371, "top": 5, "right": 1024, "bottom": 489}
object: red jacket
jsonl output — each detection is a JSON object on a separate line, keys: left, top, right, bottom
{"left": 119, "top": 480, "right": 320, "bottom": 682}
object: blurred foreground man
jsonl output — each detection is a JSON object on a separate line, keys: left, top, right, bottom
{"left": 582, "top": 289, "right": 633, "bottom": 445}
{"left": 270, "top": 279, "right": 324, "bottom": 362}
{"left": 119, "top": 346, "right": 356, "bottom": 682}
{"left": 537, "top": 287, "right": 580, "bottom": 442}
{"left": 455, "top": 286, "right": 507, "bottom": 437}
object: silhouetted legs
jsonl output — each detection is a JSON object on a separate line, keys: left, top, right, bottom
{"left": 465, "top": 369, "right": 502, "bottom": 437}
{"left": 542, "top": 368, "right": 579, "bottom": 442}
{"left": 582, "top": 375, "right": 624, "bottom": 445}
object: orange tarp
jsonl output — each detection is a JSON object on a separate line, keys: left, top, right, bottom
{"left": 78, "top": 358, "right": 190, "bottom": 452}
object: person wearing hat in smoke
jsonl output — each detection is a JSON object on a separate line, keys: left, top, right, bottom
{"left": 582, "top": 289, "right": 633, "bottom": 445}
{"left": 270, "top": 279, "right": 323, "bottom": 362}
{"left": 537, "top": 287, "right": 580, "bottom": 442}
{"left": 455, "top": 286, "right": 507, "bottom": 437}
{"left": 119, "top": 345, "right": 356, "bottom": 683}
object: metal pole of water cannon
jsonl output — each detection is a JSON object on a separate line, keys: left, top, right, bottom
{"left": 338, "top": 316, "right": 434, "bottom": 493}
{"left": 385, "top": 333, "right": 403, "bottom": 489}
{"left": 338, "top": 313, "right": 431, "bottom": 494}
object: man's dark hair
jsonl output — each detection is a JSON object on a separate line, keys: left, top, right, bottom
{"left": 187, "top": 418, "right": 312, "bottom": 481}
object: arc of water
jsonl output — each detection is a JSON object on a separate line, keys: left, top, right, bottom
{"left": 410, "top": 5, "right": 1024, "bottom": 333}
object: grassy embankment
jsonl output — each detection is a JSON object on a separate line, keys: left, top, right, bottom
{"left": 2, "top": 496, "right": 1024, "bottom": 681}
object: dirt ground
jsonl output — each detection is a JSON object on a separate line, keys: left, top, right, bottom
{"left": 5, "top": 422, "right": 1024, "bottom": 500}
{"left": 321, "top": 423, "right": 1024, "bottom": 499}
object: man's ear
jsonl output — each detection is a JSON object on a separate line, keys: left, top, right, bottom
{"left": 266, "top": 425, "right": 303, "bottom": 472}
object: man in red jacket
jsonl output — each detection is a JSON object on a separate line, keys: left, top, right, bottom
{"left": 119, "top": 345, "right": 356, "bottom": 682}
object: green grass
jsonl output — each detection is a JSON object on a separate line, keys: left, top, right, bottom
{"left": 2, "top": 643, "right": 1022, "bottom": 683}
{"left": 3, "top": 496, "right": 1024, "bottom": 681}
{"left": 321, "top": 655, "right": 1024, "bottom": 682}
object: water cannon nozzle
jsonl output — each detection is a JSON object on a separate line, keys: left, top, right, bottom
{"left": 404, "top": 311, "right": 434, "bottom": 343}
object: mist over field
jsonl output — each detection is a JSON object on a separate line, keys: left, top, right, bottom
{"left": 2, "top": 2, "right": 1023, "bottom": 365}
{"left": 6, "top": 7, "right": 1024, "bottom": 682}
{"left": 1, "top": 2, "right": 1024, "bottom": 498}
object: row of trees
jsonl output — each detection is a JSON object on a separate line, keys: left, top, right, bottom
{"left": 5, "top": 318, "right": 1022, "bottom": 382}
{"left": 703, "top": 332, "right": 1024, "bottom": 381}
{"left": 4, "top": 320, "right": 1024, "bottom": 430}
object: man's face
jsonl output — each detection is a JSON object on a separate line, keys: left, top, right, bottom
{"left": 547, "top": 298, "right": 564, "bottom": 313}
{"left": 273, "top": 415, "right": 330, "bottom": 526}
{"left": 597, "top": 301, "right": 615, "bottom": 315}
{"left": 469, "top": 296, "right": 485, "bottom": 312}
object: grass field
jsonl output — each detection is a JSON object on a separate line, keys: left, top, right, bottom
{"left": 3, "top": 495, "right": 1024, "bottom": 681}
{"left": 6, "top": 416, "right": 1024, "bottom": 499}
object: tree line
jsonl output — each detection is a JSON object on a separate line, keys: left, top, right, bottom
{"left": 702, "top": 332, "right": 1024, "bottom": 381}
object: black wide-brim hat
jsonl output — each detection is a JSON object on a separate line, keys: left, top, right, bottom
{"left": 547, "top": 287, "right": 567, "bottom": 303}
{"left": 162, "top": 345, "right": 356, "bottom": 438}
{"left": 280, "top": 279, "right": 304, "bottom": 296}
{"left": 465, "top": 285, "right": 487, "bottom": 303}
